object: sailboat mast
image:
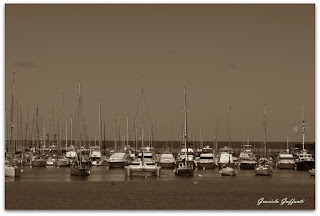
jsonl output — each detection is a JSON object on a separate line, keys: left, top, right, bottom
{"left": 99, "top": 101, "right": 102, "bottom": 149}
{"left": 228, "top": 106, "right": 231, "bottom": 149}
{"left": 114, "top": 114, "right": 117, "bottom": 151}
{"left": 126, "top": 115, "right": 129, "bottom": 148}
{"left": 77, "top": 82, "right": 82, "bottom": 165}
{"left": 66, "top": 118, "right": 68, "bottom": 153}
{"left": 183, "top": 88, "right": 188, "bottom": 165}
{"left": 263, "top": 104, "right": 267, "bottom": 158}
{"left": 141, "top": 128, "right": 144, "bottom": 163}
{"left": 70, "top": 116, "right": 73, "bottom": 147}
{"left": 9, "top": 72, "right": 15, "bottom": 158}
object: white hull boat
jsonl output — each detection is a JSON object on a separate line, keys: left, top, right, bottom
{"left": 125, "top": 161, "right": 161, "bottom": 177}
{"left": 219, "top": 166, "right": 237, "bottom": 176}
{"left": 5, "top": 165, "right": 21, "bottom": 177}
{"left": 255, "top": 165, "right": 272, "bottom": 176}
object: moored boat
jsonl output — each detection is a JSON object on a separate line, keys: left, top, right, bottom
{"left": 108, "top": 149, "right": 133, "bottom": 168}
{"left": 197, "top": 146, "right": 216, "bottom": 169}
{"left": 158, "top": 149, "right": 175, "bottom": 168}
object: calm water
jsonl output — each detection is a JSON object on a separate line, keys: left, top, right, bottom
{"left": 5, "top": 166, "right": 315, "bottom": 210}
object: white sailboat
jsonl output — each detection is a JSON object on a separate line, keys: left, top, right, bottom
{"left": 175, "top": 88, "right": 194, "bottom": 176}
{"left": 70, "top": 82, "right": 90, "bottom": 176}
{"left": 220, "top": 107, "right": 237, "bottom": 176}
{"left": 90, "top": 102, "right": 102, "bottom": 166}
{"left": 255, "top": 104, "right": 272, "bottom": 176}
{"left": 125, "top": 129, "right": 161, "bottom": 176}
{"left": 5, "top": 72, "right": 21, "bottom": 177}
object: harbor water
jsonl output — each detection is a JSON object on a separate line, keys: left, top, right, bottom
{"left": 5, "top": 166, "right": 315, "bottom": 210}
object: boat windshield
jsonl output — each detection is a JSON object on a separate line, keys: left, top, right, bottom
{"left": 200, "top": 156, "right": 214, "bottom": 159}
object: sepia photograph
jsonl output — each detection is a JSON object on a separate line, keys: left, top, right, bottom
{"left": 3, "top": 2, "right": 316, "bottom": 211}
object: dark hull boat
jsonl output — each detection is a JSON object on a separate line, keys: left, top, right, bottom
{"left": 296, "top": 161, "right": 315, "bottom": 171}
{"left": 70, "top": 165, "right": 90, "bottom": 176}
{"left": 31, "top": 159, "right": 47, "bottom": 167}
{"left": 239, "top": 162, "right": 257, "bottom": 169}
{"left": 175, "top": 166, "right": 194, "bottom": 176}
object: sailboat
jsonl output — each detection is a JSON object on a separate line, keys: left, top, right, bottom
{"left": 219, "top": 153, "right": 238, "bottom": 176}
{"left": 31, "top": 102, "right": 47, "bottom": 168}
{"left": 175, "top": 88, "right": 194, "bottom": 176}
{"left": 5, "top": 72, "right": 21, "bottom": 177}
{"left": 125, "top": 128, "right": 161, "bottom": 176}
{"left": 90, "top": 102, "right": 102, "bottom": 166}
{"left": 218, "top": 107, "right": 235, "bottom": 169}
{"left": 70, "top": 82, "right": 90, "bottom": 176}
{"left": 255, "top": 104, "right": 272, "bottom": 176}
{"left": 295, "top": 106, "right": 315, "bottom": 171}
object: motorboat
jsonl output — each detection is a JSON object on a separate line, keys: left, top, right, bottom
{"left": 158, "top": 149, "right": 175, "bottom": 168}
{"left": 276, "top": 152, "right": 295, "bottom": 169}
{"left": 295, "top": 149, "right": 315, "bottom": 171}
{"left": 46, "top": 156, "right": 56, "bottom": 166}
{"left": 89, "top": 146, "right": 103, "bottom": 166}
{"left": 197, "top": 146, "right": 216, "bottom": 169}
{"left": 108, "top": 149, "right": 133, "bottom": 168}
{"left": 239, "top": 145, "right": 257, "bottom": 169}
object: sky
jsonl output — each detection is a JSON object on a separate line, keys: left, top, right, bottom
{"left": 5, "top": 4, "right": 315, "bottom": 142}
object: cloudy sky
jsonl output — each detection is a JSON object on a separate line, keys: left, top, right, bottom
{"left": 5, "top": 4, "right": 314, "bottom": 142}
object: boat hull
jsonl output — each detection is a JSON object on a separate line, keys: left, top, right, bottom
{"left": 296, "top": 161, "right": 315, "bottom": 171}
{"left": 158, "top": 161, "right": 175, "bottom": 168}
{"left": 218, "top": 162, "right": 235, "bottom": 169}
{"left": 240, "top": 162, "right": 257, "bottom": 169}
{"left": 125, "top": 166, "right": 161, "bottom": 176}
{"left": 255, "top": 167, "right": 272, "bottom": 176}
{"left": 309, "top": 169, "right": 315, "bottom": 176}
{"left": 56, "top": 159, "right": 69, "bottom": 167}
{"left": 70, "top": 167, "right": 90, "bottom": 176}
{"left": 109, "top": 161, "right": 126, "bottom": 168}
{"left": 175, "top": 168, "right": 194, "bottom": 176}
{"left": 31, "top": 159, "right": 47, "bottom": 167}
{"left": 276, "top": 162, "right": 295, "bottom": 169}
{"left": 197, "top": 162, "right": 215, "bottom": 169}
{"left": 5, "top": 165, "right": 20, "bottom": 177}
{"left": 220, "top": 168, "right": 237, "bottom": 176}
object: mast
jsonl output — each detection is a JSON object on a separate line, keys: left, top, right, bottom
{"left": 263, "top": 104, "right": 267, "bottom": 158}
{"left": 103, "top": 121, "right": 106, "bottom": 156}
{"left": 126, "top": 115, "right": 129, "bottom": 148}
{"left": 286, "top": 135, "right": 289, "bottom": 150}
{"left": 170, "top": 121, "right": 173, "bottom": 151}
{"left": 77, "top": 81, "right": 82, "bottom": 165}
{"left": 99, "top": 101, "right": 102, "bottom": 149}
{"left": 70, "top": 116, "right": 73, "bottom": 147}
{"left": 215, "top": 114, "right": 218, "bottom": 151}
{"left": 148, "top": 121, "right": 151, "bottom": 147}
{"left": 66, "top": 118, "right": 68, "bottom": 153}
{"left": 9, "top": 72, "right": 15, "bottom": 158}
{"left": 25, "top": 106, "right": 29, "bottom": 149}
{"left": 228, "top": 106, "right": 231, "bottom": 149}
{"left": 35, "top": 101, "right": 40, "bottom": 154}
{"left": 61, "top": 91, "right": 64, "bottom": 155}
{"left": 300, "top": 106, "right": 308, "bottom": 151}
{"left": 114, "top": 114, "right": 117, "bottom": 151}
{"left": 141, "top": 128, "right": 144, "bottom": 164}
{"left": 183, "top": 88, "right": 188, "bottom": 165}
